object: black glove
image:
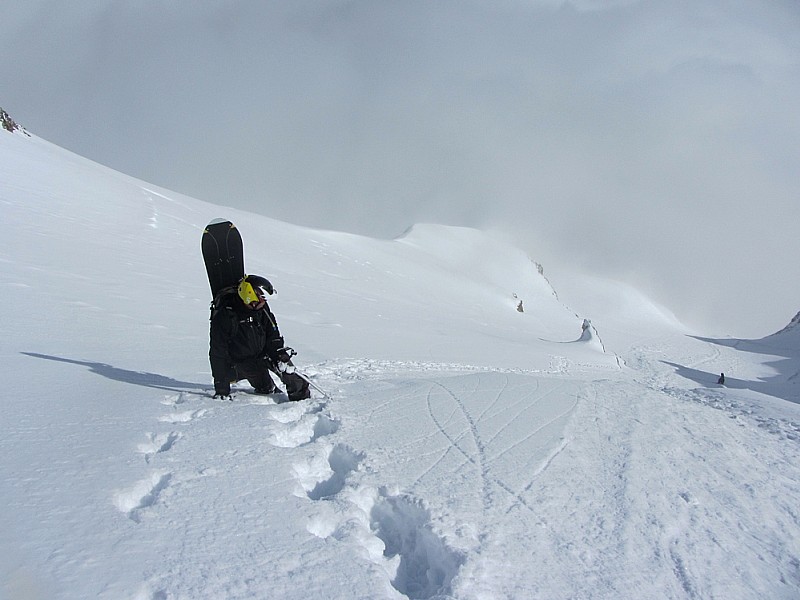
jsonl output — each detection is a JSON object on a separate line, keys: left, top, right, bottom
{"left": 213, "top": 380, "right": 231, "bottom": 399}
{"left": 275, "top": 347, "right": 297, "bottom": 373}
{"left": 276, "top": 347, "right": 296, "bottom": 363}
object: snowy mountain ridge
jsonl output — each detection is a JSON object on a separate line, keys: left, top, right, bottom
{"left": 772, "top": 310, "right": 800, "bottom": 338}
{"left": 0, "top": 107, "right": 28, "bottom": 135}
{"left": 2, "top": 127, "right": 800, "bottom": 600}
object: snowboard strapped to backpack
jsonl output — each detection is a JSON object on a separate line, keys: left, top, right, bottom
{"left": 201, "top": 219, "right": 329, "bottom": 400}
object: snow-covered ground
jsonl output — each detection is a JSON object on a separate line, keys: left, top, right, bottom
{"left": 1, "top": 130, "right": 799, "bottom": 600}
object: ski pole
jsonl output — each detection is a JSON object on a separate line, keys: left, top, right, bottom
{"left": 296, "top": 371, "right": 331, "bottom": 399}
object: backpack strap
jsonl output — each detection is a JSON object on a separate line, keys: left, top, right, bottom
{"left": 209, "top": 285, "right": 239, "bottom": 321}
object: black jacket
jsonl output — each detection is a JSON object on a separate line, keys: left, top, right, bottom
{"left": 209, "top": 292, "right": 284, "bottom": 383}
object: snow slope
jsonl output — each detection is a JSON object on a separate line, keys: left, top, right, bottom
{"left": 1, "top": 130, "right": 799, "bottom": 600}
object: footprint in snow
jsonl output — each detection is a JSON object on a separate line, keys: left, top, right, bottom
{"left": 369, "top": 492, "right": 465, "bottom": 599}
{"left": 138, "top": 431, "right": 181, "bottom": 463}
{"left": 114, "top": 471, "right": 172, "bottom": 523}
{"left": 299, "top": 469, "right": 466, "bottom": 600}
{"left": 293, "top": 444, "right": 364, "bottom": 501}
{"left": 158, "top": 408, "right": 207, "bottom": 423}
{"left": 160, "top": 392, "right": 191, "bottom": 406}
{"left": 267, "top": 401, "right": 311, "bottom": 424}
{"left": 267, "top": 402, "right": 339, "bottom": 448}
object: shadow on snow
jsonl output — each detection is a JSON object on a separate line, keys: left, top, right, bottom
{"left": 21, "top": 352, "right": 210, "bottom": 394}
{"left": 662, "top": 331, "right": 800, "bottom": 405}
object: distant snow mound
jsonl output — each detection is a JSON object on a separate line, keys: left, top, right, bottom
{"left": 394, "top": 223, "right": 582, "bottom": 339}
{"left": 396, "top": 223, "right": 560, "bottom": 301}
{"left": 577, "top": 319, "right": 606, "bottom": 352}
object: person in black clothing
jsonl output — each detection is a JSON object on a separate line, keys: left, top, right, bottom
{"left": 209, "top": 275, "right": 310, "bottom": 402}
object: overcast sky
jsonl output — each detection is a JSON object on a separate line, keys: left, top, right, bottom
{"left": 2, "top": 0, "right": 798, "bottom": 337}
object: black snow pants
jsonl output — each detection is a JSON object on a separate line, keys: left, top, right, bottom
{"left": 234, "top": 356, "right": 310, "bottom": 401}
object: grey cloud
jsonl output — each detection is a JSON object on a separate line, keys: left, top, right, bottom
{"left": 1, "top": 0, "right": 798, "bottom": 336}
